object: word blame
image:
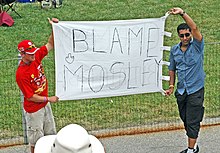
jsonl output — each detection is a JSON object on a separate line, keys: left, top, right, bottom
{"left": 72, "top": 25, "right": 161, "bottom": 57}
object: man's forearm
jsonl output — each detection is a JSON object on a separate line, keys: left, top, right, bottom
{"left": 46, "top": 32, "right": 54, "bottom": 51}
{"left": 180, "top": 11, "right": 197, "bottom": 32}
{"left": 27, "top": 94, "right": 48, "bottom": 103}
{"left": 45, "top": 18, "right": 59, "bottom": 52}
{"left": 169, "top": 70, "right": 175, "bottom": 87}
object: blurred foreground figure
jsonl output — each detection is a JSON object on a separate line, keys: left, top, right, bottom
{"left": 35, "top": 124, "right": 105, "bottom": 153}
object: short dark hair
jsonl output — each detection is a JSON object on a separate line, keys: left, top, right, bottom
{"left": 177, "top": 23, "right": 191, "bottom": 33}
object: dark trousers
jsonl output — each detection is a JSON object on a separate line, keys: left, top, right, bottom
{"left": 175, "top": 87, "right": 205, "bottom": 139}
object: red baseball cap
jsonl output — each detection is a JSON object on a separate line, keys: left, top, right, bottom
{"left": 17, "top": 40, "right": 39, "bottom": 54}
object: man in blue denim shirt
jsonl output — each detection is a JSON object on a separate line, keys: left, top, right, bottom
{"left": 165, "top": 7, "right": 205, "bottom": 153}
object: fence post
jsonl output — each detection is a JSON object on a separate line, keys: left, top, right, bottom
{"left": 18, "top": 53, "right": 28, "bottom": 145}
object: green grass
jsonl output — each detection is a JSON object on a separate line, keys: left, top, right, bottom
{"left": 0, "top": 0, "right": 220, "bottom": 141}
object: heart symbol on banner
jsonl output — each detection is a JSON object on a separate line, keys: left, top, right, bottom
{"left": 65, "top": 53, "right": 75, "bottom": 64}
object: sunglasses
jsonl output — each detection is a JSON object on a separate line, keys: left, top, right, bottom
{"left": 25, "top": 45, "right": 36, "bottom": 51}
{"left": 179, "top": 33, "right": 190, "bottom": 38}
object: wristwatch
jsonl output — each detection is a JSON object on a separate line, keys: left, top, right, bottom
{"left": 180, "top": 11, "right": 186, "bottom": 16}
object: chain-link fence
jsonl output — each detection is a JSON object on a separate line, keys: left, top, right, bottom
{"left": 0, "top": 43, "right": 219, "bottom": 147}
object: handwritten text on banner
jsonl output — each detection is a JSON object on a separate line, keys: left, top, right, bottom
{"left": 53, "top": 17, "right": 167, "bottom": 100}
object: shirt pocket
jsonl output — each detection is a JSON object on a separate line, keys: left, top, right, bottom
{"left": 185, "top": 51, "right": 197, "bottom": 66}
{"left": 174, "top": 54, "right": 183, "bottom": 64}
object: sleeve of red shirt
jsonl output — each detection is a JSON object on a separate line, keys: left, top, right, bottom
{"left": 36, "top": 46, "right": 48, "bottom": 62}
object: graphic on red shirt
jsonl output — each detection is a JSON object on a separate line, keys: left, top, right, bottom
{"left": 30, "top": 64, "right": 47, "bottom": 94}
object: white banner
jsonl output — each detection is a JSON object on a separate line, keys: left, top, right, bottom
{"left": 53, "top": 16, "right": 169, "bottom": 100}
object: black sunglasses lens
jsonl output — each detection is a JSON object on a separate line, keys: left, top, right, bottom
{"left": 179, "top": 33, "right": 190, "bottom": 38}
{"left": 185, "top": 33, "right": 190, "bottom": 37}
{"left": 179, "top": 34, "right": 184, "bottom": 38}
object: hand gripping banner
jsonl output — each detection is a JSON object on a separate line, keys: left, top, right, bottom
{"left": 53, "top": 13, "right": 171, "bottom": 100}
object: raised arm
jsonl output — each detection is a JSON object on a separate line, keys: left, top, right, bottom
{"left": 45, "top": 18, "right": 59, "bottom": 51}
{"left": 169, "top": 7, "right": 202, "bottom": 41}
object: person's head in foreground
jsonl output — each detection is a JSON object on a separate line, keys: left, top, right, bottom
{"left": 34, "top": 124, "right": 105, "bottom": 153}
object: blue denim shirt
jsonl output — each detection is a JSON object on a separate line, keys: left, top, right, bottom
{"left": 168, "top": 38, "right": 205, "bottom": 95}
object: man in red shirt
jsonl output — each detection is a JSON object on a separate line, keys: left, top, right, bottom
{"left": 16, "top": 18, "right": 59, "bottom": 153}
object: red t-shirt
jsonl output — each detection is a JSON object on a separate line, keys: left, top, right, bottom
{"left": 16, "top": 46, "right": 49, "bottom": 113}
